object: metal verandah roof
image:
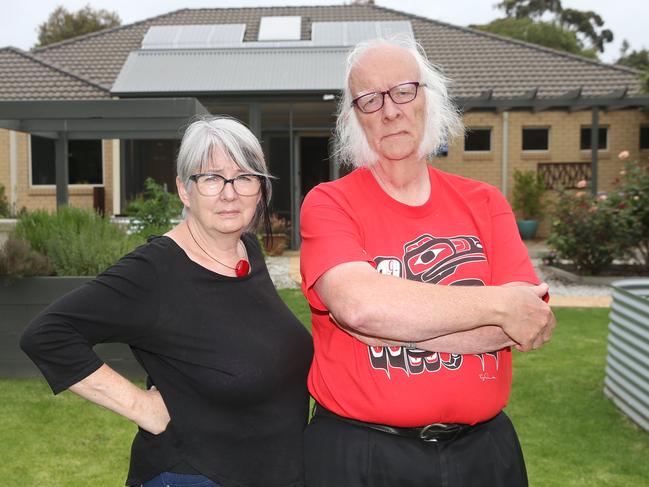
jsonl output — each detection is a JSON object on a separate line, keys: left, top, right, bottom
{"left": 112, "top": 47, "right": 352, "bottom": 96}
{"left": 0, "top": 97, "right": 209, "bottom": 209}
{"left": 0, "top": 97, "right": 208, "bottom": 139}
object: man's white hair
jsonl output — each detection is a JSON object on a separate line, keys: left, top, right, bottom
{"left": 334, "top": 37, "right": 464, "bottom": 168}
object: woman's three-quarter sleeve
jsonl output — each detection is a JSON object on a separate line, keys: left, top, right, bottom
{"left": 19, "top": 247, "right": 160, "bottom": 394}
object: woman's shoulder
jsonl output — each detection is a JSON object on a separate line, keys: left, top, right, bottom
{"left": 102, "top": 235, "right": 180, "bottom": 278}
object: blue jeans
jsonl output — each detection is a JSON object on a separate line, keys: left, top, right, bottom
{"left": 140, "top": 472, "right": 222, "bottom": 487}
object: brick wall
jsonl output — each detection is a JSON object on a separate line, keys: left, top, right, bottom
{"left": 0, "top": 130, "right": 113, "bottom": 214}
{"left": 431, "top": 109, "right": 649, "bottom": 237}
{"left": 434, "top": 111, "right": 504, "bottom": 188}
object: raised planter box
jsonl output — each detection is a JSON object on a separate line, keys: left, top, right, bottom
{"left": 604, "top": 278, "right": 649, "bottom": 431}
{"left": 0, "top": 218, "right": 17, "bottom": 248}
{"left": 0, "top": 277, "right": 144, "bottom": 380}
{"left": 540, "top": 264, "right": 644, "bottom": 286}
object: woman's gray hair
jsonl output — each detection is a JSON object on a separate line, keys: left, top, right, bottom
{"left": 334, "top": 37, "right": 464, "bottom": 168}
{"left": 176, "top": 116, "right": 272, "bottom": 230}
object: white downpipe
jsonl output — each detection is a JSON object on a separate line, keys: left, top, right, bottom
{"left": 112, "top": 139, "right": 120, "bottom": 215}
{"left": 9, "top": 130, "right": 18, "bottom": 212}
{"left": 501, "top": 111, "right": 509, "bottom": 196}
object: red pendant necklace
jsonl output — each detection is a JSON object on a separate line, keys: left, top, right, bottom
{"left": 186, "top": 221, "right": 250, "bottom": 277}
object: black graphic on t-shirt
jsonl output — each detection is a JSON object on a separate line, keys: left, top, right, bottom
{"left": 368, "top": 234, "right": 499, "bottom": 379}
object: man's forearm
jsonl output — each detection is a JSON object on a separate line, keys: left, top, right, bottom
{"left": 413, "top": 326, "right": 514, "bottom": 354}
{"left": 344, "top": 325, "right": 514, "bottom": 354}
{"left": 317, "top": 262, "right": 553, "bottom": 350}
{"left": 317, "top": 263, "right": 507, "bottom": 342}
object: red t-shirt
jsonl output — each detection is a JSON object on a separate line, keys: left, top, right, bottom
{"left": 300, "top": 165, "right": 539, "bottom": 426}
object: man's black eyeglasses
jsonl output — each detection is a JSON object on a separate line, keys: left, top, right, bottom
{"left": 351, "top": 81, "right": 426, "bottom": 114}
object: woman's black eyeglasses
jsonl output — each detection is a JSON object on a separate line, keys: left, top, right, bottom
{"left": 189, "top": 173, "right": 262, "bottom": 196}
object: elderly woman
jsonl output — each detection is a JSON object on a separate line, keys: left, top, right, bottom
{"left": 20, "top": 117, "right": 313, "bottom": 487}
{"left": 299, "top": 39, "right": 555, "bottom": 487}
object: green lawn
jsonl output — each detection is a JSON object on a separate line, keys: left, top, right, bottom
{"left": 1, "top": 292, "right": 647, "bottom": 486}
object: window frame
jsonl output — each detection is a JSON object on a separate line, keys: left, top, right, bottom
{"left": 464, "top": 127, "right": 492, "bottom": 153}
{"left": 640, "top": 125, "right": 649, "bottom": 151}
{"left": 29, "top": 135, "right": 105, "bottom": 188}
{"left": 522, "top": 126, "right": 550, "bottom": 152}
{"left": 579, "top": 126, "right": 609, "bottom": 152}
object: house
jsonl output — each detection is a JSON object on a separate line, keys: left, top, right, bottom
{"left": 1, "top": 3, "right": 647, "bottom": 243}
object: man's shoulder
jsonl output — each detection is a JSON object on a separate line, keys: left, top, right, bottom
{"left": 431, "top": 166, "right": 502, "bottom": 199}
{"left": 303, "top": 168, "right": 369, "bottom": 206}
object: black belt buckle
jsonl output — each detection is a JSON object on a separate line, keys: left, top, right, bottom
{"left": 418, "top": 422, "right": 463, "bottom": 442}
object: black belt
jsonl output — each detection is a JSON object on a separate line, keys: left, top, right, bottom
{"left": 313, "top": 404, "right": 481, "bottom": 443}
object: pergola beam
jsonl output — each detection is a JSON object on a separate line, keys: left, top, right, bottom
{"left": 0, "top": 97, "right": 208, "bottom": 208}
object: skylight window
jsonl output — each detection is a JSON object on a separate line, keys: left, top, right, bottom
{"left": 258, "top": 16, "right": 301, "bottom": 41}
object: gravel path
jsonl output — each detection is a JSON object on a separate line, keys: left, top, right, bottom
{"left": 532, "top": 258, "right": 612, "bottom": 297}
{"left": 265, "top": 256, "right": 299, "bottom": 289}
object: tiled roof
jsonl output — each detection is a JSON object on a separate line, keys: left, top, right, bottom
{"left": 6, "top": 4, "right": 642, "bottom": 100}
{"left": 0, "top": 47, "right": 108, "bottom": 100}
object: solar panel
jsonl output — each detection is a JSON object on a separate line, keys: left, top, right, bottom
{"left": 311, "top": 21, "right": 414, "bottom": 46}
{"left": 141, "top": 24, "right": 246, "bottom": 49}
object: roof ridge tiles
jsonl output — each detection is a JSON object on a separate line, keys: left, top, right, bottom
{"left": 31, "top": 4, "right": 379, "bottom": 54}
{"left": 30, "top": 4, "right": 367, "bottom": 54}
{"left": 2, "top": 46, "right": 110, "bottom": 93}
{"left": 183, "top": 4, "right": 343, "bottom": 11}
{"left": 368, "top": 3, "right": 643, "bottom": 76}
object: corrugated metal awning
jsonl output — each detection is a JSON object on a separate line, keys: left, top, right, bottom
{"left": 112, "top": 47, "right": 351, "bottom": 95}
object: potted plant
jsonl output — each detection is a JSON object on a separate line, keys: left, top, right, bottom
{"left": 258, "top": 213, "right": 291, "bottom": 256}
{"left": 512, "top": 169, "right": 546, "bottom": 240}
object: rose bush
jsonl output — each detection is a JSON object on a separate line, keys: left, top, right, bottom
{"left": 547, "top": 150, "right": 649, "bottom": 274}
{"left": 547, "top": 183, "right": 635, "bottom": 275}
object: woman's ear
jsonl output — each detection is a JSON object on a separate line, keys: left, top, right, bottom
{"left": 176, "top": 176, "right": 191, "bottom": 208}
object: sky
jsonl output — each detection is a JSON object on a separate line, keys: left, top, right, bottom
{"left": 1, "top": 0, "right": 646, "bottom": 64}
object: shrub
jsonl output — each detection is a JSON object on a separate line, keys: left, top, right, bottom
{"left": 0, "top": 235, "right": 54, "bottom": 278}
{"left": 16, "top": 206, "right": 142, "bottom": 276}
{"left": 547, "top": 185, "right": 636, "bottom": 275}
{"left": 613, "top": 157, "right": 649, "bottom": 268}
{"left": 512, "top": 169, "right": 546, "bottom": 220}
{"left": 0, "top": 183, "right": 9, "bottom": 217}
{"left": 124, "top": 178, "right": 183, "bottom": 237}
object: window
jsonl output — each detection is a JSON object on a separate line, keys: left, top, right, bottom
{"left": 464, "top": 128, "right": 491, "bottom": 152}
{"left": 522, "top": 128, "right": 549, "bottom": 151}
{"left": 30, "top": 136, "right": 103, "bottom": 185}
{"left": 31, "top": 135, "right": 56, "bottom": 185}
{"left": 436, "top": 143, "right": 448, "bottom": 157}
{"left": 580, "top": 127, "right": 608, "bottom": 150}
{"left": 641, "top": 125, "right": 649, "bottom": 150}
{"left": 68, "top": 140, "right": 103, "bottom": 184}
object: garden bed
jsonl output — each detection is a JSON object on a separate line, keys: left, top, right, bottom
{"left": 540, "top": 263, "right": 648, "bottom": 286}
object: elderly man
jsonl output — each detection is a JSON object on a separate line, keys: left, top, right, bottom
{"left": 299, "top": 38, "right": 556, "bottom": 487}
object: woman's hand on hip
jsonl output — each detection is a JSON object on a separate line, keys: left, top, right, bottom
{"left": 134, "top": 385, "right": 171, "bottom": 435}
{"left": 68, "top": 365, "right": 171, "bottom": 436}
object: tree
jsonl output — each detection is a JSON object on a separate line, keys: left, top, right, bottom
{"left": 489, "top": 0, "right": 613, "bottom": 56}
{"left": 35, "top": 4, "right": 121, "bottom": 48}
{"left": 498, "top": 0, "right": 563, "bottom": 19}
{"left": 616, "top": 40, "right": 649, "bottom": 93}
{"left": 616, "top": 40, "right": 649, "bottom": 71}
{"left": 472, "top": 17, "right": 597, "bottom": 59}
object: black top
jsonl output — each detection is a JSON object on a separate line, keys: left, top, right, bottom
{"left": 20, "top": 233, "right": 313, "bottom": 487}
